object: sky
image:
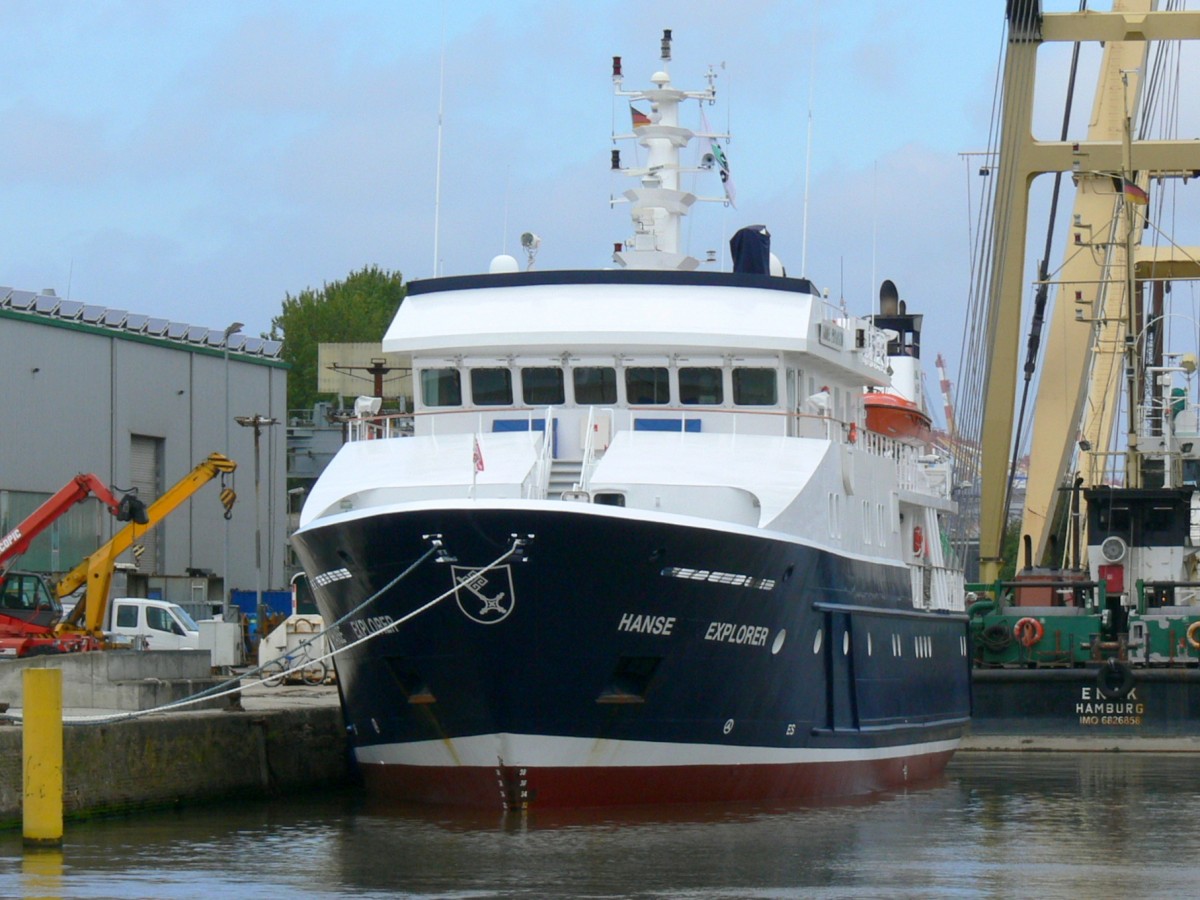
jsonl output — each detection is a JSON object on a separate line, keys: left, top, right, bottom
{"left": 1, "top": 1, "right": 1186, "bottom": 410}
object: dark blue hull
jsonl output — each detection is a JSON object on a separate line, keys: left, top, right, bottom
{"left": 292, "top": 503, "right": 971, "bottom": 808}
{"left": 971, "top": 667, "right": 1200, "bottom": 737}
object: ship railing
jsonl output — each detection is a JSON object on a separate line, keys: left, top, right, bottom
{"left": 857, "top": 427, "right": 928, "bottom": 492}
{"left": 1078, "top": 449, "right": 1127, "bottom": 486}
{"left": 827, "top": 301, "right": 889, "bottom": 372}
{"left": 346, "top": 412, "right": 413, "bottom": 442}
{"left": 535, "top": 406, "right": 556, "bottom": 498}
{"left": 964, "top": 580, "right": 1109, "bottom": 620}
{"left": 578, "top": 406, "right": 615, "bottom": 493}
{"left": 605, "top": 406, "right": 795, "bottom": 437}
{"left": 913, "top": 564, "right": 966, "bottom": 613}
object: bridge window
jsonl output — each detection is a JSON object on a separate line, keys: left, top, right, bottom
{"left": 573, "top": 366, "right": 617, "bottom": 405}
{"left": 470, "top": 368, "right": 512, "bottom": 406}
{"left": 420, "top": 368, "right": 462, "bottom": 407}
{"left": 626, "top": 367, "right": 670, "bottom": 404}
{"left": 522, "top": 367, "right": 565, "bottom": 405}
{"left": 679, "top": 367, "right": 723, "bottom": 405}
{"left": 733, "top": 367, "right": 777, "bottom": 406}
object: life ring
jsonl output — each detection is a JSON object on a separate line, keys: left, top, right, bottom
{"left": 1187, "top": 620, "right": 1200, "bottom": 651}
{"left": 848, "top": 422, "right": 858, "bottom": 444}
{"left": 1013, "top": 617, "right": 1044, "bottom": 648}
{"left": 912, "top": 526, "right": 924, "bottom": 557}
{"left": 1096, "top": 659, "right": 1135, "bottom": 701}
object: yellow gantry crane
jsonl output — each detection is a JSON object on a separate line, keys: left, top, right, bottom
{"left": 977, "top": 1, "right": 1200, "bottom": 585}
{"left": 55, "top": 452, "right": 236, "bottom": 641}
{"left": 1019, "top": 0, "right": 1152, "bottom": 567}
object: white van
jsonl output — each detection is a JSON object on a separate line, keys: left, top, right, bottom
{"left": 107, "top": 598, "right": 201, "bottom": 650}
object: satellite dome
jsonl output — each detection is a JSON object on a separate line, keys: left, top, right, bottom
{"left": 489, "top": 254, "right": 520, "bottom": 274}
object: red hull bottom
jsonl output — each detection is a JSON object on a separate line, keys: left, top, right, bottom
{"left": 358, "top": 750, "right": 958, "bottom": 810}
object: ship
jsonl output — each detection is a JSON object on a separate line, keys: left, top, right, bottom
{"left": 291, "top": 32, "right": 971, "bottom": 809}
{"left": 961, "top": 1, "right": 1200, "bottom": 737}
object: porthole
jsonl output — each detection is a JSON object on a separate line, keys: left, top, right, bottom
{"left": 772, "top": 629, "right": 787, "bottom": 655}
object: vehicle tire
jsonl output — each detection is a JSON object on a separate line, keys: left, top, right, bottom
{"left": 980, "top": 623, "right": 1013, "bottom": 652}
{"left": 1096, "top": 660, "right": 1135, "bottom": 700}
{"left": 262, "top": 659, "right": 288, "bottom": 687}
{"left": 301, "top": 660, "right": 328, "bottom": 686}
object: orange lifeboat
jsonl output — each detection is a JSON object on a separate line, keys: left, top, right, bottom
{"left": 864, "top": 391, "right": 933, "bottom": 445}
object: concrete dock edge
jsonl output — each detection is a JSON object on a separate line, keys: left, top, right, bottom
{"left": 0, "top": 703, "right": 352, "bottom": 827}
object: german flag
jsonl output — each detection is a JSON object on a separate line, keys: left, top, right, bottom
{"left": 630, "top": 105, "right": 651, "bottom": 129}
{"left": 1122, "top": 178, "right": 1148, "bottom": 205}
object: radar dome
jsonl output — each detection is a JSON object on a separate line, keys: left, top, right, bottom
{"left": 489, "top": 254, "right": 520, "bottom": 274}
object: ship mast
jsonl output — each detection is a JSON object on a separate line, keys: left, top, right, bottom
{"left": 610, "top": 30, "right": 722, "bottom": 271}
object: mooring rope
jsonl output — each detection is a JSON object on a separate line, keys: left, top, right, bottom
{"left": 2, "top": 537, "right": 525, "bottom": 726}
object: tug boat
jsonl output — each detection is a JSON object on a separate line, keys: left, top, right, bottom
{"left": 292, "top": 33, "right": 970, "bottom": 809}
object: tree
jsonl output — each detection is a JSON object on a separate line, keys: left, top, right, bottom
{"left": 270, "top": 265, "right": 406, "bottom": 413}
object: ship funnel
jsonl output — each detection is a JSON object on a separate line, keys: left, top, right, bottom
{"left": 879, "top": 279, "right": 899, "bottom": 316}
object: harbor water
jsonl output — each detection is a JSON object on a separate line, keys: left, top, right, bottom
{"left": 3, "top": 751, "right": 1199, "bottom": 898}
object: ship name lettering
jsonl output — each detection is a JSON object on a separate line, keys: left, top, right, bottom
{"left": 348, "top": 615, "right": 395, "bottom": 641}
{"left": 1079, "top": 686, "right": 1138, "bottom": 701}
{"left": 704, "top": 621, "right": 769, "bottom": 647}
{"left": 1075, "top": 702, "right": 1144, "bottom": 716}
{"left": 618, "top": 613, "right": 676, "bottom": 636}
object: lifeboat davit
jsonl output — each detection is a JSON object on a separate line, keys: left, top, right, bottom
{"left": 864, "top": 391, "right": 933, "bottom": 445}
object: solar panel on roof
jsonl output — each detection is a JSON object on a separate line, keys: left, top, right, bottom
{"left": 242, "top": 337, "right": 264, "bottom": 354}
{"left": 226, "top": 333, "right": 247, "bottom": 351}
{"left": 144, "top": 317, "right": 168, "bottom": 335}
{"left": 81, "top": 305, "right": 106, "bottom": 323}
{"left": 124, "top": 313, "right": 148, "bottom": 331}
{"left": 56, "top": 300, "right": 84, "bottom": 319}
{"left": 185, "top": 325, "right": 208, "bottom": 343}
{"left": 34, "top": 295, "right": 59, "bottom": 314}
{"left": 261, "top": 340, "right": 283, "bottom": 358}
{"left": 166, "top": 322, "right": 188, "bottom": 339}
{"left": 103, "top": 308, "right": 129, "bottom": 327}
{"left": 8, "top": 291, "right": 35, "bottom": 308}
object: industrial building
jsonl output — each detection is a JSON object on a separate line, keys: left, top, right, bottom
{"left": 0, "top": 286, "right": 287, "bottom": 618}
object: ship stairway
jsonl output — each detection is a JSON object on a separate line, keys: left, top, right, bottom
{"left": 548, "top": 459, "right": 584, "bottom": 498}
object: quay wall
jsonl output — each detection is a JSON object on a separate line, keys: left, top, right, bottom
{"left": 0, "top": 706, "right": 352, "bottom": 827}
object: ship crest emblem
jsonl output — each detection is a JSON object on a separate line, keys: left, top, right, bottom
{"left": 451, "top": 564, "right": 516, "bottom": 625}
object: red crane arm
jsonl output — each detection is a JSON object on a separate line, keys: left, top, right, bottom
{"left": 0, "top": 474, "right": 131, "bottom": 575}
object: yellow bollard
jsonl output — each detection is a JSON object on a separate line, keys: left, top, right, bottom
{"left": 21, "top": 846, "right": 64, "bottom": 894}
{"left": 23, "top": 667, "right": 64, "bottom": 846}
